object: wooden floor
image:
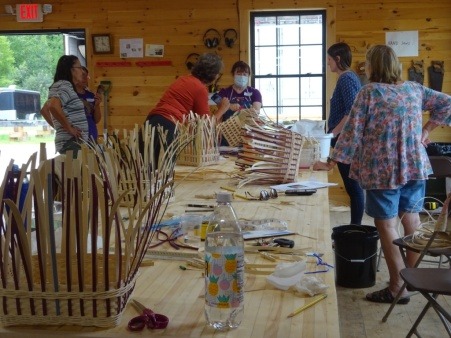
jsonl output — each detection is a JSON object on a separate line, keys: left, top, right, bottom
{"left": 330, "top": 207, "right": 451, "bottom": 338}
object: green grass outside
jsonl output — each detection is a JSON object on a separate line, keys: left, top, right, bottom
{"left": 0, "top": 134, "right": 54, "bottom": 144}
{"left": 0, "top": 126, "right": 54, "bottom": 144}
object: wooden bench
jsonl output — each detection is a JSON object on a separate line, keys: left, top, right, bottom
{"left": 9, "top": 126, "right": 28, "bottom": 141}
{"left": 35, "top": 125, "right": 54, "bottom": 137}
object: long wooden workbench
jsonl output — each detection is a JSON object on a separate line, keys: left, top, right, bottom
{"left": 0, "top": 158, "right": 339, "bottom": 338}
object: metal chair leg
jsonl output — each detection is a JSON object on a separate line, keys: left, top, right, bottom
{"left": 382, "top": 282, "right": 408, "bottom": 322}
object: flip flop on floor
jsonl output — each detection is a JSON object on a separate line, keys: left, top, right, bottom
{"left": 365, "top": 287, "right": 410, "bottom": 304}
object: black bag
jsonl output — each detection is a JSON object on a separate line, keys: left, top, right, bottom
{"left": 426, "top": 142, "right": 451, "bottom": 156}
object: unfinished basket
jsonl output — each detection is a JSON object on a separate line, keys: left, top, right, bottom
{"left": 0, "top": 141, "right": 176, "bottom": 327}
{"left": 217, "top": 109, "right": 259, "bottom": 147}
{"left": 236, "top": 125, "right": 305, "bottom": 187}
{"left": 0, "top": 254, "right": 137, "bottom": 327}
{"left": 107, "top": 127, "right": 175, "bottom": 207}
{"left": 177, "top": 114, "right": 220, "bottom": 166}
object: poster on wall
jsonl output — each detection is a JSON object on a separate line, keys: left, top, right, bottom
{"left": 119, "top": 38, "right": 144, "bottom": 58}
{"left": 385, "top": 31, "right": 418, "bottom": 57}
{"left": 145, "top": 44, "right": 164, "bottom": 57}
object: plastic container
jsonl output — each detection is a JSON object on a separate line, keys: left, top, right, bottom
{"left": 331, "top": 225, "right": 379, "bottom": 288}
{"left": 316, "top": 133, "right": 334, "bottom": 159}
{"left": 180, "top": 213, "right": 203, "bottom": 248}
{"left": 204, "top": 192, "right": 244, "bottom": 330}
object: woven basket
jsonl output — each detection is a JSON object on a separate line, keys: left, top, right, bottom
{"left": 118, "top": 178, "right": 175, "bottom": 207}
{"left": 217, "top": 109, "right": 259, "bottom": 147}
{"left": 0, "top": 254, "right": 137, "bottom": 327}
{"left": 236, "top": 125, "right": 305, "bottom": 187}
{"left": 0, "top": 143, "right": 173, "bottom": 328}
{"left": 177, "top": 148, "right": 220, "bottom": 166}
{"left": 177, "top": 115, "right": 220, "bottom": 166}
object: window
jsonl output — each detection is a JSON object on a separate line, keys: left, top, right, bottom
{"left": 251, "top": 11, "right": 326, "bottom": 125}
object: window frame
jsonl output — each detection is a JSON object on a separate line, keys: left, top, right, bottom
{"left": 250, "top": 10, "right": 327, "bottom": 125}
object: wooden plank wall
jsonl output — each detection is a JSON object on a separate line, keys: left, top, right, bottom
{"left": 0, "top": 0, "right": 449, "bottom": 204}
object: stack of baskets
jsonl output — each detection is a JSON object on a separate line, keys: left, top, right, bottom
{"left": 0, "top": 142, "right": 174, "bottom": 327}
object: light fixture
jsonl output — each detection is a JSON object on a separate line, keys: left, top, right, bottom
{"left": 42, "top": 4, "right": 52, "bottom": 15}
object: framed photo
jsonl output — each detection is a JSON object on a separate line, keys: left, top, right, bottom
{"left": 92, "top": 34, "right": 113, "bottom": 54}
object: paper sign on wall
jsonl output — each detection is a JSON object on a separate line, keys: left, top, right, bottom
{"left": 385, "top": 31, "right": 418, "bottom": 57}
{"left": 119, "top": 38, "right": 144, "bottom": 58}
{"left": 145, "top": 44, "right": 164, "bottom": 57}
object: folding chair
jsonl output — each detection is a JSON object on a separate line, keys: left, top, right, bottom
{"left": 400, "top": 267, "right": 451, "bottom": 337}
{"left": 382, "top": 193, "right": 451, "bottom": 322}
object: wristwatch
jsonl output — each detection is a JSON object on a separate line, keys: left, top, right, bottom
{"left": 326, "top": 157, "right": 333, "bottom": 164}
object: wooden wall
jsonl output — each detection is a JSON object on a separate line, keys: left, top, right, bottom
{"left": 0, "top": 0, "right": 449, "bottom": 204}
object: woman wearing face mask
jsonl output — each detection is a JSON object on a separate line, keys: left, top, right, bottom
{"left": 216, "top": 61, "right": 262, "bottom": 145}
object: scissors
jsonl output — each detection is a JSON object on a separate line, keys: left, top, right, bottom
{"left": 128, "top": 299, "right": 169, "bottom": 331}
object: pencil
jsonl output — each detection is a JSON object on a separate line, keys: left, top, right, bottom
{"left": 286, "top": 294, "right": 327, "bottom": 318}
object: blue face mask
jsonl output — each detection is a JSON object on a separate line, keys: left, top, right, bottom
{"left": 234, "top": 75, "right": 248, "bottom": 88}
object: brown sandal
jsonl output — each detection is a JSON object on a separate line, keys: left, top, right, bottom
{"left": 365, "top": 287, "right": 410, "bottom": 304}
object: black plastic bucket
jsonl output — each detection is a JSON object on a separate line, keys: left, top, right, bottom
{"left": 331, "top": 225, "right": 379, "bottom": 288}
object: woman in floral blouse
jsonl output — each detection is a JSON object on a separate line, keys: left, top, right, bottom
{"left": 316, "top": 44, "right": 451, "bottom": 304}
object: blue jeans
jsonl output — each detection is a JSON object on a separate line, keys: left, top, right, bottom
{"left": 337, "top": 161, "right": 365, "bottom": 225}
{"left": 365, "top": 180, "right": 426, "bottom": 220}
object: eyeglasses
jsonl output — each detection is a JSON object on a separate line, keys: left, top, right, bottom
{"left": 245, "top": 188, "right": 278, "bottom": 201}
{"left": 72, "top": 66, "right": 87, "bottom": 73}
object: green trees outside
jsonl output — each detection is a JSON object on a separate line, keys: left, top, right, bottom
{"left": 0, "top": 34, "right": 64, "bottom": 107}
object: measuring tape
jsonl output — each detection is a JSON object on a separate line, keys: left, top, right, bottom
{"left": 145, "top": 250, "right": 202, "bottom": 261}
{"left": 424, "top": 201, "right": 438, "bottom": 210}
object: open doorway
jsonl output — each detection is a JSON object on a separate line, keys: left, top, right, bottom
{"left": 0, "top": 29, "right": 86, "bottom": 174}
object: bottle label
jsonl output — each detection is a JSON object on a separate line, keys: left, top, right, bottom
{"left": 205, "top": 247, "right": 244, "bottom": 308}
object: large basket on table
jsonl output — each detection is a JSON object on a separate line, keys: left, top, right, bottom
{"left": 0, "top": 142, "right": 175, "bottom": 327}
{"left": 236, "top": 125, "right": 305, "bottom": 187}
{"left": 0, "top": 254, "right": 137, "bottom": 327}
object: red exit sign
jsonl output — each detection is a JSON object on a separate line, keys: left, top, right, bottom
{"left": 16, "top": 4, "right": 43, "bottom": 22}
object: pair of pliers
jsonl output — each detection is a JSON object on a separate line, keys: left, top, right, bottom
{"left": 128, "top": 299, "right": 169, "bottom": 331}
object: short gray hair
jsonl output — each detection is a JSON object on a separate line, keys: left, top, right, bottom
{"left": 191, "top": 53, "right": 223, "bottom": 84}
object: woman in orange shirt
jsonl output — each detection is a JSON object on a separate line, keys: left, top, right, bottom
{"left": 143, "top": 53, "right": 230, "bottom": 166}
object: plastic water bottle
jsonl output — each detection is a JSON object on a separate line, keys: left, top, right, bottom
{"left": 204, "top": 192, "right": 244, "bottom": 330}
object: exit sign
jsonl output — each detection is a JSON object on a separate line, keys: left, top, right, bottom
{"left": 16, "top": 4, "right": 43, "bottom": 22}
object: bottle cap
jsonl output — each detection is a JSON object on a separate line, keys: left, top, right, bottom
{"left": 216, "top": 192, "right": 232, "bottom": 203}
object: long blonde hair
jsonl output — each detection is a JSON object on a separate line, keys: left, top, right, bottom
{"left": 366, "top": 45, "right": 401, "bottom": 84}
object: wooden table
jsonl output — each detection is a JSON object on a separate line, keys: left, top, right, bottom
{"left": 0, "top": 159, "right": 339, "bottom": 337}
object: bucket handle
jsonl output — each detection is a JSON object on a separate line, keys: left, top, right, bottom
{"left": 334, "top": 251, "right": 378, "bottom": 263}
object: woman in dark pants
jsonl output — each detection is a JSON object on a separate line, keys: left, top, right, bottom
{"left": 314, "top": 42, "right": 364, "bottom": 225}
{"left": 142, "top": 53, "right": 230, "bottom": 167}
